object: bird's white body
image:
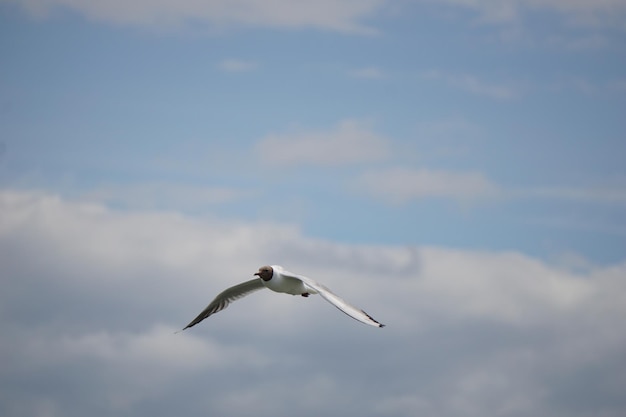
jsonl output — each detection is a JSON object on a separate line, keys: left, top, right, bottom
{"left": 262, "top": 265, "right": 318, "bottom": 295}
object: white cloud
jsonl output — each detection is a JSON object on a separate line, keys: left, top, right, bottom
{"left": 354, "top": 167, "right": 626, "bottom": 206}
{"left": 528, "top": 0, "right": 626, "bottom": 27}
{"left": 609, "top": 79, "right": 626, "bottom": 93}
{"left": 8, "top": 0, "right": 626, "bottom": 38}
{"left": 80, "top": 182, "right": 255, "bottom": 210}
{"left": 12, "top": 0, "right": 384, "bottom": 34}
{"left": 348, "top": 67, "right": 386, "bottom": 79}
{"left": 354, "top": 167, "right": 499, "bottom": 203}
{"left": 523, "top": 185, "right": 626, "bottom": 205}
{"left": 546, "top": 33, "right": 610, "bottom": 50}
{"left": 425, "top": 0, "right": 626, "bottom": 28}
{"left": 422, "top": 70, "right": 521, "bottom": 99}
{"left": 256, "top": 119, "right": 392, "bottom": 167}
{"left": 218, "top": 58, "right": 259, "bottom": 72}
{"left": 413, "top": 247, "right": 593, "bottom": 322}
{"left": 1, "top": 189, "right": 625, "bottom": 417}
{"left": 548, "top": 76, "right": 626, "bottom": 95}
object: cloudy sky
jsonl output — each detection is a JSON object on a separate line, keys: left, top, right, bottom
{"left": 1, "top": 1, "right": 625, "bottom": 416}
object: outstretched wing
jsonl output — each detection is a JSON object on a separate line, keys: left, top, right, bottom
{"left": 180, "top": 278, "right": 266, "bottom": 331}
{"left": 281, "top": 270, "right": 385, "bottom": 328}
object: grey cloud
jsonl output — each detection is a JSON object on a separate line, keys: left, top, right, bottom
{"left": 1, "top": 189, "right": 625, "bottom": 417}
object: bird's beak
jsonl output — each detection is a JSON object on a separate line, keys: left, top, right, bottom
{"left": 253, "top": 272, "right": 260, "bottom": 276}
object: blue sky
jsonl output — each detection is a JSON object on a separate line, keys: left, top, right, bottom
{"left": 2, "top": 0, "right": 625, "bottom": 263}
{"left": 1, "top": 2, "right": 626, "bottom": 417}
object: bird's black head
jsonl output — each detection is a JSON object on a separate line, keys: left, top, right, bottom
{"left": 254, "top": 265, "right": 274, "bottom": 281}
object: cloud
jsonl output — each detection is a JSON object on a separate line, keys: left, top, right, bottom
{"left": 546, "top": 33, "right": 610, "bottom": 50}
{"left": 256, "top": 119, "right": 392, "bottom": 167}
{"left": 353, "top": 166, "right": 626, "bottom": 207}
{"left": 414, "top": 247, "right": 595, "bottom": 322}
{"left": 80, "top": 182, "right": 255, "bottom": 210}
{"left": 1, "top": 189, "right": 625, "bottom": 417}
{"left": 11, "top": 0, "right": 384, "bottom": 34}
{"left": 522, "top": 185, "right": 626, "bottom": 205}
{"left": 548, "top": 76, "right": 626, "bottom": 95}
{"left": 217, "top": 58, "right": 259, "bottom": 72}
{"left": 348, "top": 67, "right": 386, "bottom": 79}
{"left": 354, "top": 167, "right": 499, "bottom": 203}
{"left": 422, "top": 70, "right": 521, "bottom": 99}
{"left": 609, "top": 79, "right": 626, "bottom": 93}
{"left": 9, "top": 0, "right": 626, "bottom": 36}
{"left": 425, "top": 0, "right": 626, "bottom": 28}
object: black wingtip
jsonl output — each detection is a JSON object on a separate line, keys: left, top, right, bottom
{"left": 362, "top": 309, "right": 385, "bottom": 328}
{"left": 174, "top": 326, "right": 189, "bottom": 334}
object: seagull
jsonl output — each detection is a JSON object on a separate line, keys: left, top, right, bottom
{"left": 180, "top": 265, "right": 385, "bottom": 330}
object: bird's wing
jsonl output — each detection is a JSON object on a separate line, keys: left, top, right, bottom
{"left": 281, "top": 270, "right": 385, "bottom": 328}
{"left": 180, "top": 278, "right": 266, "bottom": 330}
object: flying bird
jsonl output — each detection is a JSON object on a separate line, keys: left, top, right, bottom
{"left": 180, "top": 265, "right": 385, "bottom": 330}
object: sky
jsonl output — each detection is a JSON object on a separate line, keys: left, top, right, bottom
{"left": 1, "top": 1, "right": 625, "bottom": 416}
